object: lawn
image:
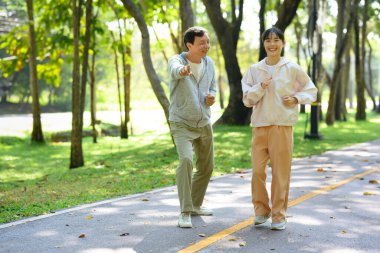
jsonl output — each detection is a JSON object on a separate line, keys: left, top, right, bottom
{"left": 1, "top": 111, "right": 380, "bottom": 224}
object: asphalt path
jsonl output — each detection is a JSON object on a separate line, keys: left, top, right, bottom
{"left": 1, "top": 139, "right": 380, "bottom": 253}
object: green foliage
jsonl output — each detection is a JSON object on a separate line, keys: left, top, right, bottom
{"left": 1, "top": 112, "right": 380, "bottom": 224}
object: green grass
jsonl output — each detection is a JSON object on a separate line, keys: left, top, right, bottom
{"left": 1, "top": 112, "right": 380, "bottom": 224}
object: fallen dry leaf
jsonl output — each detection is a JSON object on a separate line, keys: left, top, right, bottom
{"left": 363, "top": 192, "right": 376, "bottom": 196}
{"left": 317, "top": 168, "right": 326, "bottom": 172}
{"left": 228, "top": 237, "right": 237, "bottom": 241}
{"left": 120, "top": 233, "right": 130, "bottom": 236}
{"left": 361, "top": 159, "right": 369, "bottom": 162}
{"left": 342, "top": 230, "right": 347, "bottom": 234}
{"left": 239, "top": 242, "right": 246, "bottom": 247}
{"left": 369, "top": 180, "right": 379, "bottom": 184}
{"left": 85, "top": 215, "right": 93, "bottom": 220}
{"left": 78, "top": 234, "right": 86, "bottom": 238}
{"left": 198, "top": 233, "right": 206, "bottom": 237}
{"left": 141, "top": 198, "right": 149, "bottom": 201}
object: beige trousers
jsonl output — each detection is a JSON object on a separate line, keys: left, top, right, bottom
{"left": 170, "top": 122, "right": 214, "bottom": 213}
{"left": 251, "top": 126, "right": 293, "bottom": 223}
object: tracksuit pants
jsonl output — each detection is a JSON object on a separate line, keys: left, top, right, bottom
{"left": 170, "top": 122, "right": 214, "bottom": 213}
{"left": 251, "top": 125, "right": 293, "bottom": 223}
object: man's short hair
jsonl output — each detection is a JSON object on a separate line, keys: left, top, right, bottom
{"left": 183, "top": 27, "right": 208, "bottom": 50}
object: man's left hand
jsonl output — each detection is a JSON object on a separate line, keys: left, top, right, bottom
{"left": 206, "top": 94, "right": 215, "bottom": 106}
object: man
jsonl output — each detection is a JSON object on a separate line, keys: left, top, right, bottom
{"left": 168, "top": 27, "right": 217, "bottom": 228}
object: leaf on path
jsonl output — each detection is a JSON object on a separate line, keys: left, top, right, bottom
{"left": 228, "top": 237, "right": 237, "bottom": 241}
{"left": 198, "top": 233, "right": 206, "bottom": 237}
{"left": 236, "top": 170, "right": 248, "bottom": 174}
{"left": 361, "top": 159, "right": 369, "bottom": 162}
{"left": 317, "top": 168, "right": 326, "bottom": 172}
{"left": 363, "top": 192, "right": 376, "bottom": 196}
{"left": 369, "top": 180, "right": 379, "bottom": 184}
{"left": 330, "top": 216, "right": 335, "bottom": 219}
{"left": 120, "top": 233, "right": 130, "bottom": 236}
{"left": 85, "top": 215, "right": 93, "bottom": 220}
{"left": 78, "top": 234, "right": 86, "bottom": 238}
{"left": 141, "top": 198, "right": 149, "bottom": 201}
{"left": 341, "top": 230, "right": 347, "bottom": 234}
{"left": 239, "top": 242, "right": 246, "bottom": 247}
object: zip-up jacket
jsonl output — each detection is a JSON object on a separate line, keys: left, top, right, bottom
{"left": 168, "top": 52, "right": 217, "bottom": 128}
{"left": 242, "top": 57, "right": 317, "bottom": 127}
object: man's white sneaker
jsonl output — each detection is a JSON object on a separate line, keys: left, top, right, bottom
{"left": 271, "top": 220, "right": 287, "bottom": 230}
{"left": 254, "top": 214, "right": 270, "bottom": 225}
{"left": 192, "top": 206, "right": 213, "bottom": 216}
{"left": 178, "top": 213, "right": 192, "bottom": 228}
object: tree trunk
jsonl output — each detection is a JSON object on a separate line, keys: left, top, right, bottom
{"left": 258, "top": 0, "right": 301, "bottom": 61}
{"left": 90, "top": 26, "right": 97, "bottom": 143}
{"left": 215, "top": 43, "right": 224, "bottom": 109}
{"left": 179, "top": 0, "right": 194, "bottom": 52}
{"left": 202, "top": 0, "right": 249, "bottom": 125}
{"left": 122, "top": 32, "right": 132, "bottom": 139}
{"left": 258, "top": 0, "right": 266, "bottom": 61}
{"left": 340, "top": 42, "right": 351, "bottom": 121}
{"left": 70, "top": 0, "right": 84, "bottom": 169}
{"left": 274, "top": 0, "right": 302, "bottom": 31}
{"left": 120, "top": 0, "right": 170, "bottom": 122}
{"left": 335, "top": 0, "right": 351, "bottom": 122}
{"left": 354, "top": 0, "right": 366, "bottom": 121}
{"left": 117, "top": 19, "right": 129, "bottom": 139}
{"left": 325, "top": 0, "right": 358, "bottom": 125}
{"left": 26, "top": 0, "right": 44, "bottom": 143}
{"left": 110, "top": 31, "right": 124, "bottom": 139}
{"left": 365, "top": 38, "right": 376, "bottom": 111}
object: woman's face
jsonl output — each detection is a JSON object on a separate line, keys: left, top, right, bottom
{"left": 263, "top": 32, "right": 284, "bottom": 58}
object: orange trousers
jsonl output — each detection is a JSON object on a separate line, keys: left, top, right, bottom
{"left": 251, "top": 126, "right": 293, "bottom": 223}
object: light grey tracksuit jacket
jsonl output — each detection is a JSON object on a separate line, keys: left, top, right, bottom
{"left": 168, "top": 52, "right": 217, "bottom": 128}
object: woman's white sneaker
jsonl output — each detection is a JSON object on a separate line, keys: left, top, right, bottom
{"left": 271, "top": 220, "right": 287, "bottom": 230}
{"left": 254, "top": 214, "right": 270, "bottom": 225}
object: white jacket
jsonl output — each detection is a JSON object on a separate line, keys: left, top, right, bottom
{"left": 242, "top": 57, "right": 317, "bottom": 127}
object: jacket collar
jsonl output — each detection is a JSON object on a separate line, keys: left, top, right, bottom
{"left": 257, "top": 57, "right": 289, "bottom": 69}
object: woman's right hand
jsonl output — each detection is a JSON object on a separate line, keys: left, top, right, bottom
{"left": 261, "top": 77, "right": 272, "bottom": 89}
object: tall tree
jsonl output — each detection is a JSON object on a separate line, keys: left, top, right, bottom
{"left": 258, "top": 0, "right": 302, "bottom": 61}
{"left": 70, "top": 0, "right": 84, "bottom": 168}
{"left": 325, "top": 0, "right": 359, "bottom": 125}
{"left": 354, "top": 0, "right": 367, "bottom": 120}
{"left": 26, "top": 0, "right": 44, "bottom": 143}
{"left": 258, "top": 0, "right": 266, "bottom": 60}
{"left": 120, "top": 0, "right": 170, "bottom": 122}
{"left": 179, "top": 0, "right": 194, "bottom": 51}
{"left": 202, "top": 0, "right": 248, "bottom": 124}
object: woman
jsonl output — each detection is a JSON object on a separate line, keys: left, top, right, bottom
{"left": 242, "top": 27, "right": 317, "bottom": 230}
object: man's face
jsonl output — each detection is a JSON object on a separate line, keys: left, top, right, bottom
{"left": 187, "top": 33, "right": 210, "bottom": 57}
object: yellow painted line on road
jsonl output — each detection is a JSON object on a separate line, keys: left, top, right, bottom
{"left": 178, "top": 167, "right": 380, "bottom": 253}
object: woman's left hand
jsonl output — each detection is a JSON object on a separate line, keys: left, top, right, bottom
{"left": 283, "top": 96, "right": 298, "bottom": 107}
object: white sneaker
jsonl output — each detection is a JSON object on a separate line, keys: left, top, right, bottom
{"left": 192, "top": 206, "right": 213, "bottom": 216}
{"left": 254, "top": 214, "right": 270, "bottom": 225}
{"left": 271, "top": 220, "right": 287, "bottom": 230}
{"left": 178, "top": 213, "right": 192, "bottom": 228}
